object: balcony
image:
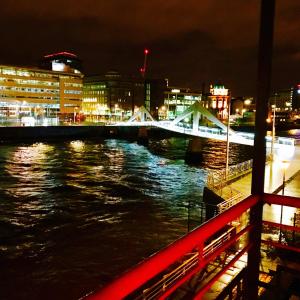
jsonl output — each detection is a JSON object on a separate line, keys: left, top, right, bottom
{"left": 84, "top": 193, "right": 300, "bottom": 300}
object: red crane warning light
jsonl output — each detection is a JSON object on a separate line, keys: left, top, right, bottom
{"left": 140, "top": 49, "right": 150, "bottom": 78}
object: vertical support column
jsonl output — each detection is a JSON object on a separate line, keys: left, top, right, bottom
{"left": 246, "top": 1, "right": 276, "bottom": 299}
{"left": 193, "top": 111, "right": 200, "bottom": 133}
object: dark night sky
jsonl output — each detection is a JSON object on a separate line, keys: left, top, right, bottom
{"left": 0, "top": 0, "right": 299, "bottom": 96}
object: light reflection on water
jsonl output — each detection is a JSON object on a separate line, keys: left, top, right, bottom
{"left": 0, "top": 137, "right": 251, "bottom": 300}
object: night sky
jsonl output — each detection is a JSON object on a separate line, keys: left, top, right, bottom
{"left": 1, "top": 0, "right": 299, "bottom": 96}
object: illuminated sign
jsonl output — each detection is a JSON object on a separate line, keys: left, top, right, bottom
{"left": 171, "top": 89, "right": 180, "bottom": 93}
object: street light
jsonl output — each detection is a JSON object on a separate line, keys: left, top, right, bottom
{"left": 74, "top": 107, "right": 78, "bottom": 123}
{"left": 270, "top": 104, "right": 276, "bottom": 160}
{"left": 225, "top": 95, "right": 231, "bottom": 179}
{"left": 279, "top": 160, "right": 289, "bottom": 243}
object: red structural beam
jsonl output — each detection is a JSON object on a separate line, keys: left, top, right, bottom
{"left": 194, "top": 244, "right": 251, "bottom": 300}
{"left": 85, "top": 195, "right": 259, "bottom": 300}
{"left": 261, "top": 240, "right": 300, "bottom": 254}
{"left": 263, "top": 194, "right": 300, "bottom": 208}
{"left": 263, "top": 220, "right": 300, "bottom": 233}
{"left": 159, "top": 225, "right": 253, "bottom": 300}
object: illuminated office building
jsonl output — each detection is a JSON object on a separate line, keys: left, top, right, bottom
{"left": 0, "top": 64, "right": 83, "bottom": 123}
{"left": 162, "top": 87, "right": 201, "bottom": 120}
{"left": 83, "top": 71, "right": 144, "bottom": 121}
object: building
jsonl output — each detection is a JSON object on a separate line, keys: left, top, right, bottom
{"left": 202, "top": 83, "right": 230, "bottom": 120}
{"left": 268, "top": 88, "right": 293, "bottom": 124}
{"left": 231, "top": 96, "right": 255, "bottom": 124}
{"left": 162, "top": 86, "right": 202, "bottom": 120}
{"left": 0, "top": 64, "right": 83, "bottom": 125}
{"left": 83, "top": 71, "right": 144, "bottom": 122}
{"left": 145, "top": 79, "right": 167, "bottom": 119}
{"left": 40, "top": 51, "right": 83, "bottom": 74}
{"left": 292, "top": 84, "right": 300, "bottom": 110}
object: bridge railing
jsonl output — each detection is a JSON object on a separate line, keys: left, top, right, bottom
{"left": 84, "top": 194, "right": 300, "bottom": 300}
{"left": 206, "top": 159, "right": 253, "bottom": 191}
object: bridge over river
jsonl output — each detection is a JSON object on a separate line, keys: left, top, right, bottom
{"left": 115, "top": 102, "right": 295, "bottom": 148}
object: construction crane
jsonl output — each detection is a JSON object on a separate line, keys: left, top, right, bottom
{"left": 140, "top": 48, "right": 149, "bottom": 78}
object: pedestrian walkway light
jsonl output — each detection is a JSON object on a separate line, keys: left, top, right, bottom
{"left": 279, "top": 159, "right": 290, "bottom": 243}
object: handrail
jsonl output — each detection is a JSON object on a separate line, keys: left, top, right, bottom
{"left": 84, "top": 194, "right": 300, "bottom": 300}
{"left": 138, "top": 227, "right": 236, "bottom": 300}
{"left": 85, "top": 195, "right": 259, "bottom": 300}
{"left": 206, "top": 159, "right": 253, "bottom": 191}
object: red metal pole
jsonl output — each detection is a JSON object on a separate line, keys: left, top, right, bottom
{"left": 264, "top": 194, "right": 300, "bottom": 208}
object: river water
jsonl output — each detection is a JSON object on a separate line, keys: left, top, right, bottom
{"left": 0, "top": 137, "right": 253, "bottom": 299}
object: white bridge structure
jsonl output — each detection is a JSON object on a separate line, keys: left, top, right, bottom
{"left": 117, "top": 102, "right": 295, "bottom": 148}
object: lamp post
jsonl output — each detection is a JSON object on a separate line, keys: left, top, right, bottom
{"left": 279, "top": 160, "right": 289, "bottom": 243}
{"left": 74, "top": 107, "right": 78, "bottom": 123}
{"left": 270, "top": 104, "right": 276, "bottom": 160}
{"left": 225, "top": 94, "right": 231, "bottom": 179}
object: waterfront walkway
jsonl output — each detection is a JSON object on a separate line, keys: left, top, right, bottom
{"left": 230, "top": 145, "right": 300, "bottom": 197}
{"left": 197, "top": 145, "right": 300, "bottom": 299}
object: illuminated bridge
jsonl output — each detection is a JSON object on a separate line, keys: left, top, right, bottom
{"left": 116, "top": 103, "right": 295, "bottom": 149}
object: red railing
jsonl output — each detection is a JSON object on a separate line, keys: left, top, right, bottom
{"left": 85, "top": 194, "right": 300, "bottom": 300}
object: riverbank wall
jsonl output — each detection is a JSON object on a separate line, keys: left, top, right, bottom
{"left": 0, "top": 125, "right": 181, "bottom": 143}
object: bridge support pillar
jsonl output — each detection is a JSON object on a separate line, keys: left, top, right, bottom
{"left": 137, "top": 127, "right": 149, "bottom": 146}
{"left": 185, "top": 137, "right": 203, "bottom": 164}
{"left": 192, "top": 111, "right": 200, "bottom": 133}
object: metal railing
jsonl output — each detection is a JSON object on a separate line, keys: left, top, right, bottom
{"left": 137, "top": 227, "right": 236, "bottom": 300}
{"left": 85, "top": 194, "right": 300, "bottom": 300}
{"left": 206, "top": 159, "right": 253, "bottom": 191}
{"left": 217, "top": 192, "right": 245, "bottom": 214}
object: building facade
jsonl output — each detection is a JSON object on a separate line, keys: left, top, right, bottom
{"left": 83, "top": 72, "right": 145, "bottom": 122}
{"left": 202, "top": 84, "right": 230, "bottom": 120}
{"left": 162, "top": 87, "right": 201, "bottom": 120}
{"left": 0, "top": 65, "right": 83, "bottom": 125}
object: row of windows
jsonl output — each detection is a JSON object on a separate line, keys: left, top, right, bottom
{"left": 166, "top": 100, "right": 198, "bottom": 105}
{"left": 0, "top": 94, "right": 59, "bottom": 100}
{"left": 64, "top": 82, "right": 82, "bottom": 88}
{"left": 0, "top": 68, "right": 58, "bottom": 79}
{"left": 83, "top": 90, "right": 106, "bottom": 95}
{"left": 64, "top": 90, "right": 82, "bottom": 94}
{"left": 0, "top": 86, "right": 59, "bottom": 94}
{"left": 0, "top": 68, "right": 82, "bottom": 81}
{"left": 0, "top": 104, "right": 59, "bottom": 109}
{"left": 0, "top": 77, "right": 60, "bottom": 87}
{"left": 84, "top": 84, "right": 106, "bottom": 90}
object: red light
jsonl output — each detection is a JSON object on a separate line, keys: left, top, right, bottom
{"left": 144, "top": 49, "right": 149, "bottom": 55}
{"left": 140, "top": 68, "right": 144, "bottom": 72}
{"left": 44, "top": 51, "right": 77, "bottom": 58}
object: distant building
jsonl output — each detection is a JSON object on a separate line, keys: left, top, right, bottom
{"left": 268, "top": 88, "right": 293, "bottom": 124}
{"left": 145, "top": 79, "right": 167, "bottom": 119}
{"left": 0, "top": 64, "right": 83, "bottom": 124}
{"left": 40, "top": 51, "right": 83, "bottom": 74}
{"left": 292, "top": 84, "right": 300, "bottom": 110}
{"left": 83, "top": 71, "right": 144, "bottom": 121}
{"left": 202, "top": 83, "right": 230, "bottom": 120}
{"left": 162, "top": 86, "right": 201, "bottom": 120}
{"left": 231, "top": 96, "right": 255, "bottom": 124}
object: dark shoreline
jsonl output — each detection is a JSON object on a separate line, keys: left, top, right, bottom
{"left": 0, "top": 123, "right": 299, "bottom": 143}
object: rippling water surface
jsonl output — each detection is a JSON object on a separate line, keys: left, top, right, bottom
{"left": 0, "top": 137, "right": 252, "bottom": 300}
